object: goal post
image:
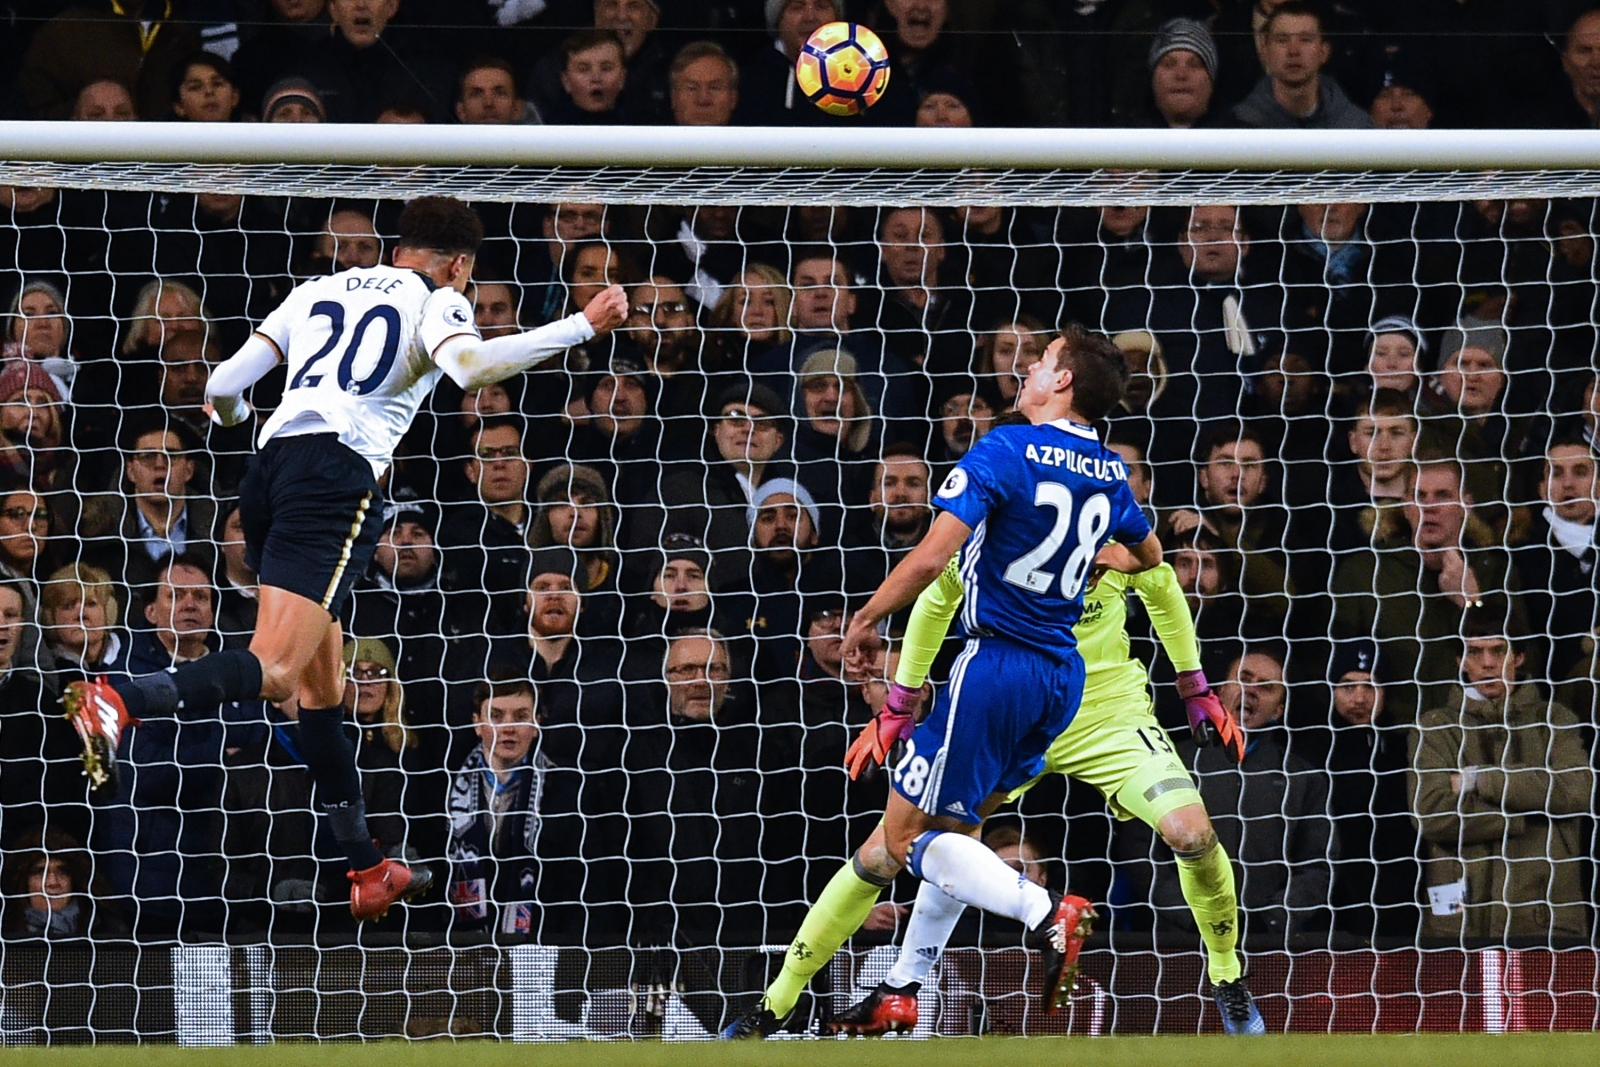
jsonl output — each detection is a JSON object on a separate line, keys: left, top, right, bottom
{"left": 1, "top": 122, "right": 1597, "bottom": 1042}
{"left": 8, "top": 123, "right": 1600, "bottom": 202}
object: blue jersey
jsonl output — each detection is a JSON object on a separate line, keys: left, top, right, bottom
{"left": 933, "top": 419, "right": 1150, "bottom": 659}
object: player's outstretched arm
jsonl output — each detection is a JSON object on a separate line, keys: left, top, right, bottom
{"left": 1094, "top": 529, "right": 1163, "bottom": 576}
{"left": 205, "top": 332, "right": 282, "bottom": 427}
{"left": 433, "top": 285, "right": 629, "bottom": 391}
{"left": 1130, "top": 563, "right": 1202, "bottom": 676}
{"left": 840, "top": 511, "right": 972, "bottom": 664}
{"left": 842, "top": 557, "right": 964, "bottom": 780}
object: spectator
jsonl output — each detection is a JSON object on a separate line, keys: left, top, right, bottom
{"left": 1104, "top": 204, "right": 1284, "bottom": 492}
{"left": 85, "top": 421, "right": 214, "bottom": 595}
{"left": 1231, "top": 2, "right": 1370, "bottom": 130}
{"left": 621, "top": 532, "right": 744, "bottom": 674}
{"left": 706, "top": 264, "right": 791, "bottom": 374}
{"left": 561, "top": 241, "right": 638, "bottom": 319}
{"left": 1369, "top": 60, "right": 1435, "bottom": 131}
{"left": 1329, "top": 389, "right": 1419, "bottom": 553}
{"left": 1321, "top": 640, "right": 1420, "bottom": 941}
{"left": 39, "top": 563, "right": 129, "bottom": 677}
{"left": 973, "top": 316, "right": 1047, "bottom": 408}
{"left": 19, "top": 1, "right": 201, "bottom": 120}
{"left": 874, "top": 207, "right": 971, "bottom": 378}
{"left": 445, "top": 670, "right": 585, "bottom": 937}
{"left": 1531, "top": 8, "right": 1600, "bottom": 128}
{"left": 740, "top": 0, "right": 843, "bottom": 125}
{"left": 670, "top": 41, "right": 739, "bottom": 127}
{"left": 0, "top": 579, "right": 86, "bottom": 848}
{"left": 302, "top": 208, "right": 382, "bottom": 277}
{"left": 261, "top": 77, "right": 328, "bottom": 123}
{"left": 349, "top": 497, "right": 480, "bottom": 765}
{"left": 1166, "top": 527, "right": 1272, "bottom": 647}
{"left": 914, "top": 80, "right": 975, "bottom": 128}
{"left": 437, "top": 416, "right": 535, "bottom": 640}
{"left": 455, "top": 56, "right": 541, "bottom": 125}
{"left": 0, "top": 829, "right": 126, "bottom": 939}
{"left": 0, "top": 488, "right": 61, "bottom": 588}
{"left": 842, "top": 444, "right": 931, "bottom": 595}
{"left": 70, "top": 78, "right": 137, "bottom": 121}
{"left": 1055, "top": 207, "right": 1160, "bottom": 328}
{"left": 926, "top": 377, "right": 999, "bottom": 468}
{"left": 984, "top": 823, "right": 1049, "bottom": 890}
{"left": 1410, "top": 611, "right": 1594, "bottom": 942}
{"left": 212, "top": 503, "right": 257, "bottom": 647}
{"left": 523, "top": 203, "right": 609, "bottom": 326}
{"left": 169, "top": 54, "right": 241, "bottom": 122}
{"left": 1170, "top": 425, "right": 1296, "bottom": 625}
{"left": 3, "top": 281, "right": 74, "bottom": 390}
{"left": 527, "top": 463, "right": 622, "bottom": 637}
{"left": 563, "top": 353, "right": 665, "bottom": 531}
{"left": 231, "top": 2, "right": 332, "bottom": 117}
{"left": 470, "top": 280, "right": 524, "bottom": 339}
{"left": 622, "top": 276, "right": 706, "bottom": 425}
{"left": 547, "top": 30, "right": 629, "bottom": 124}
{"left": 1142, "top": 647, "right": 1334, "bottom": 944}
{"left": 119, "top": 280, "right": 212, "bottom": 360}
{"left": 791, "top": 349, "right": 877, "bottom": 528}
{"left": 1515, "top": 435, "right": 1598, "bottom": 683}
{"left": 739, "top": 477, "right": 840, "bottom": 681}
{"left": 1121, "top": 18, "right": 1220, "bottom": 129}
{"left": 869, "top": 0, "right": 961, "bottom": 126}
{"left": 1349, "top": 315, "right": 1431, "bottom": 413}
{"left": 645, "top": 383, "right": 791, "bottom": 560}
{"left": 1332, "top": 458, "right": 1525, "bottom": 722}
{"left": 753, "top": 249, "right": 919, "bottom": 435}
{"left": 631, "top": 627, "right": 801, "bottom": 1030}
{"left": 292, "top": 0, "right": 455, "bottom": 123}
{"left": 0, "top": 360, "right": 69, "bottom": 494}
{"left": 94, "top": 555, "right": 265, "bottom": 935}
{"left": 1430, "top": 324, "right": 1514, "bottom": 463}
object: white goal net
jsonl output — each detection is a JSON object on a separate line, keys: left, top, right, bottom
{"left": 0, "top": 124, "right": 1596, "bottom": 1042}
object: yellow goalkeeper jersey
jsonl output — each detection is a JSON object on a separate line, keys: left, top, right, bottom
{"left": 894, "top": 559, "right": 1201, "bottom": 696}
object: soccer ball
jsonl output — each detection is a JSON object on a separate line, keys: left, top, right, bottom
{"left": 795, "top": 21, "right": 891, "bottom": 117}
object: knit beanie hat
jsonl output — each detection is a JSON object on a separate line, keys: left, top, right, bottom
{"left": 1148, "top": 18, "right": 1218, "bottom": 82}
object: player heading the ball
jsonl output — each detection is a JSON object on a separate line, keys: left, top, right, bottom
{"left": 64, "top": 196, "right": 628, "bottom": 923}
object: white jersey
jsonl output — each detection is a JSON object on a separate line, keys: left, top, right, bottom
{"left": 253, "top": 266, "right": 478, "bottom": 477}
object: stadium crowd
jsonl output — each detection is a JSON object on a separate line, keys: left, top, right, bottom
{"left": 0, "top": 1, "right": 1598, "bottom": 1021}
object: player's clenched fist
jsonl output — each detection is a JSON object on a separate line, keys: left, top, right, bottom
{"left": 844, "top": 682, "right": 920, "bottom": 780}
{"left": 582, "top": 284, "right": 629, "bottom": 335}
{"left": 1176, "top": 669, "right": 1245, "bottom": 763}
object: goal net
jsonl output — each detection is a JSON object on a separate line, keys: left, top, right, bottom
{"left": 1, "top": 124, "right": 1597, "bottom": 1042}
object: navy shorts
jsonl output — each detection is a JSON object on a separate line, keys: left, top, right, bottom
{"left": 892, "top": 635, "right": 1086, "bottom": 824}
{"left": 237, "top": 433, "right": 383, "bottom": 617}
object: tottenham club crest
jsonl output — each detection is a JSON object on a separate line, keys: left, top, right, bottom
{"left": 937, "top": 468, "right": 968, "bottom": 499}
{"left": 448, "top": 305, "right": 470, "bottom": 326}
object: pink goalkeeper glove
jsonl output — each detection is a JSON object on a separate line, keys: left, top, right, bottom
{"left": 1177, "top": 669, "right": 1245, "bottom": 763}
{"left": 844, "top": 682, "right": 919, "bottom": 781}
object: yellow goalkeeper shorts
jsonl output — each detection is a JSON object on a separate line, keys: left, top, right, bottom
{"left": 1009, "top": 683, "right": 1202, "bottom": 830}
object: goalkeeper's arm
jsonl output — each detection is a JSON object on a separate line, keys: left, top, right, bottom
{"left": 893, "top": 555, "right": 964, "bottom": 690}
{"left": 1132, "top": 562, "right": 1244, "bottom": 761}
{"left": 433, "top": 285, "right": 628, "bottom": 391}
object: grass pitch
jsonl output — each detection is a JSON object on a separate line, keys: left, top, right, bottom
{"left": 17, "top": 1034, "right": 1600, "bottom": 1067}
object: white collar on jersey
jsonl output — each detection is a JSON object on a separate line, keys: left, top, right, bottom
{"left": 1046, "top": 418, "right": 1099, "bottom": 440}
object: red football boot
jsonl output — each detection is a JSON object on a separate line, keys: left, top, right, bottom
{"left": 348, "top": 858, "right": 434, "bottom": 921}
{"left": 827, "top": 984, "right": 920, "bottom": 1035}
{"left": 1035, "top": 893, "right": 1097, "bottom": 1014}
{"left": 62, "top": 676, "right": 135, "bottom": 795}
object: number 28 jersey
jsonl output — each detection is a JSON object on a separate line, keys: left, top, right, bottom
{"left": 253, "top": 266, "right": 479, "bottom": 477}
{"left": 933, "top": 419, "right": 1151, "bottom": 660}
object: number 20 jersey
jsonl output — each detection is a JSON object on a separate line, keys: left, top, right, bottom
{"left": 933, "top": 419, "right": 1151, "bottom": 661}
{"left": 253, "top": 266, "right": 479, "bottom": 477}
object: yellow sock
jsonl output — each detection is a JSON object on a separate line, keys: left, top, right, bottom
{"left": 764, "top": 859, "right": 884, "bottom": 1019}
{"left": 1176, "top": 841, "right": 1243, "bottom": 984}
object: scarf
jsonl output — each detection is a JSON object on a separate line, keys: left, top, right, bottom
{"left": 21, "top": 900, "right": 82, "bottom": 937}
{"left": 1544, "top": 505, "right": 1596, "bottom": 561}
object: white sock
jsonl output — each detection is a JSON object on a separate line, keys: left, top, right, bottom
{"left": 884, "top": 881, "right": 966, "bottom": 989}
{"left": 914, "top": 831, "right": 1053, "bottom": 928}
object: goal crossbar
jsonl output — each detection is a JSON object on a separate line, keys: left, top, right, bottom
{"left": 6, "top": 123, "right": 1600, "bottom": 206}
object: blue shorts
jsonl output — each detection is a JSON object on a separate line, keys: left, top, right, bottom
{"left": 892, "top": 636, "right": 1085, "bottom": 824}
